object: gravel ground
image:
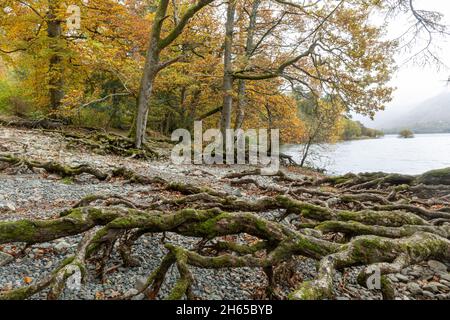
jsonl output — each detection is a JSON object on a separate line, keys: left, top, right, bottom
{"left": 1, "top": 126, "right": 450, "bottom": 300}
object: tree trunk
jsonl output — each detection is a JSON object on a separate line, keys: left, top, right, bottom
{"left": 132, "top": 1, "right": 169, "bottom": 148}
{"left": 134, "top": 53, "right": 159, "bottom": 148}
{"left": 132, "top": 0, "right": 213, "bottom": 148}
{"left": 220, "top": 0, "right": 237, "bottom": 136}
{"left": 299, "top": 138, "right": 312, "bottom": 167}
{"left": 234, "top": 80, "right": 246, "bottom": 129}
{"left": 234, "top": 0, "right": 260, "bottom": 130}
{"left": 47, "top": 3, "right": 64, "bottom": 111}
{"left": 264, "top": 102, "right": 273, "bottom": 151}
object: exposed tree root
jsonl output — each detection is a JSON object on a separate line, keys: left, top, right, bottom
{"left": 315, "top": 221, "right": 449, "bottom": 238}
{"left": 308, "top": 169, "right": 450, "bottom": 189}
{"left": 1, "top": 196, "right": 449, "bottom": 300}
{"left": 223, "top": 168, "right": 288, "bottom": 180}
{"left": 279, "top": 153, "right": 299, "bottom": 166}
{"left": 290, "top": 232, "right": 450, "bottom": 300}
{"left": 0, "top": 154, "right": 108, "bottom": 180}
{"left": 62, "top": 131, "right": 160, "bottom": 160}
{"left": 1, "top": 157, "right": 449, "bottom": 300}
{"left": 0, "top": 230, "right": 95, "bottom": 300}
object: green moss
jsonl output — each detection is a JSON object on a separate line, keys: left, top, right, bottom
{"left": 0, "top": 220, "right": 36, "bottom": 242}
{"left": 337, "top": 210, "right": 425, "bottom": 227}
{"left": 64, "top": 208, "right": 84, "bottom": 220}
{"left": 289, "top": 281, "right": 328, "bottom": 300}
{"left": 275, "top": 196, "right": 330, "bottom": 220}
{"left": 192, "top": 213, "right": 233, "bottom": 239}
{"left": 91, "top": 208, "right": 137, "bottom": 225}
{"left": 421, "top": 167, "right": 450, "bottom": 177}
{"left": 215, "top": 240, "right": 266, "bottom": 255}
{"left": 349, "top": 236, "right": 396, "bottom": 263}
{"left": 0, "top": 286, "right": 34, "bottom": 300}
{"left": 394, "top": 184, "right": 410, "bottom": 192}
{"left": 295, "top": 236, "right": 336, "bottom": 257}
{"left": 61, "top": 177, "right": 74, "bottom": 185}
{"left": 52, "top": 256, "right": 77, "bottom": 275}
{"left": 166, "top": 278, "right": 190, "bottom": 300}
{"left": 0, "top": 207, "right": 121, "bottom": 244}
{"left": 332, "top": 176, "right": 351, "bottom": 185}
{"left": 380, "top": 276, "right": 395, "bottom": 300}
{"left": 401, "top": 234, "right": 448, "bottom": 260}
{"left": 254, "top": 219, "right": 269, "bottom": 233}
{"left": 417, "top": 167, "right": 450, "bottom": 185}
{"left": 356, "top": 270, "right": 367, "bottom": 287}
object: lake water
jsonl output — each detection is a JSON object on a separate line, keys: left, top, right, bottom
{"left": 280, "top": 133, "right": 450, "bottom": 175}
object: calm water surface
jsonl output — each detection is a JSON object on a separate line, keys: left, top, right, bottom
{"left": 280, "top": 134, "right": 450, "bottom": 175}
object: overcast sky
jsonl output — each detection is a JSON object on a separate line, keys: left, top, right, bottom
{"left": 356, "top": 0, "right": 450, "bottom": 126}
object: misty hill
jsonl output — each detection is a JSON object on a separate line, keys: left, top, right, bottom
{"left": 377, "top": 91, "right": 450, "bottom": 134}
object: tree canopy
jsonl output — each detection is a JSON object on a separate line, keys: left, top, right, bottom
{"left": 0, "top": 0, "right": 446, "bottom": 146}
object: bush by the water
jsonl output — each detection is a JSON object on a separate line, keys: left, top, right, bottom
{"left": 399, "top": 129, "right": 414, "bottom": 139}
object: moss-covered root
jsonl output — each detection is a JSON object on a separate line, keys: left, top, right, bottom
{"left": 0, "top": 207, "right": 128, "bottom": 245}
{"left": 0, "top": 154, "right": 108, "bottom": 180}
{"left": 0, "top": 231, "right": 94, "bottom": 300}
{"left": 72, "top": 194, "right": 139, "bottom": 209}
{"left": 110, "top": 169, "right": 227, "bottom": 200}
{"left": 165, "top": 244, "right": 194, "bottom": 300}
{"left": 121, "top": 253, "right": 176, "bottom": 300}
{"left": 289, "top": 253, "right": 338, "bottom": 300}
{"left": 379, "top": 276, "right": 396, "bottom": 300}
{"left": 0, "top": 231, "right": 95, "bottom": 300}
{"left": 166, "top": 182, "right": 227, "bottom": 198}
{"left": 373, "top": 204, "right": 450, "bottom": 220}
{"left": 356, "top": 254, "right": 410, "bottom": 300}
{"left": 346, "top": 174, "right": 416, "bottom": 190}
{"left": 118, "top": 229, "right": 150, "bottom": 267}
{"left": 210, "top": 195, "right": 428, "bottom": 227}
{"left": 47, "top": 230, "right": 95, "bottom": 299}
{"left": 289, "top": 232, "right": 450, "bottom": 300}
{"left": 0, "top": 272, "right": 55, "bottom": 300}
{"left": 416, "top": 167, "right": 450, "bottom": 186}
{"left": 64, "top": 131, "right": 160, "bottom": 160}
{"left": 310, "top": 168, "right": 450, "bottom": 191}
{"left": 316, "top": 221, "right": 449, "bottom": 239}
{"left": 270, "top": 196, "right": 427, "bottom": 227}
{"left": 111, "top": 167, "right": 167, "bottom": 185}
{"left": 309, "top": 172, "right": 417, "bottom": 190}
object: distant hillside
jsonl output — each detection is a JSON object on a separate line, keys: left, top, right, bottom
{"left": 379, "top": 91, "right": 450, "bottom": 134}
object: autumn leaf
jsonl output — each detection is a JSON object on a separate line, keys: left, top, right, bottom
{"left": 23, "top": 277, "right": 33, "bottom": 284}
{"left": 95, "top": 291, "right": 105, "bottom": 300}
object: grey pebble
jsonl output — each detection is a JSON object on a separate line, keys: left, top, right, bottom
{"left": 407, "top": 282, "right": 422, "bottom": 295}
{"left": 428, "top": 260, "right": 447, "bottom": 273}
{"left": 395, "top": 273, "right": 409, "bottom": 282}
{"left": 0, "top": 251, "right": 14, "bottom": 266}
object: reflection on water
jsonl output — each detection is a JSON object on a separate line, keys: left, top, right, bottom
{"left": 280, "top": 134, "right": 450, "bottom": 175}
